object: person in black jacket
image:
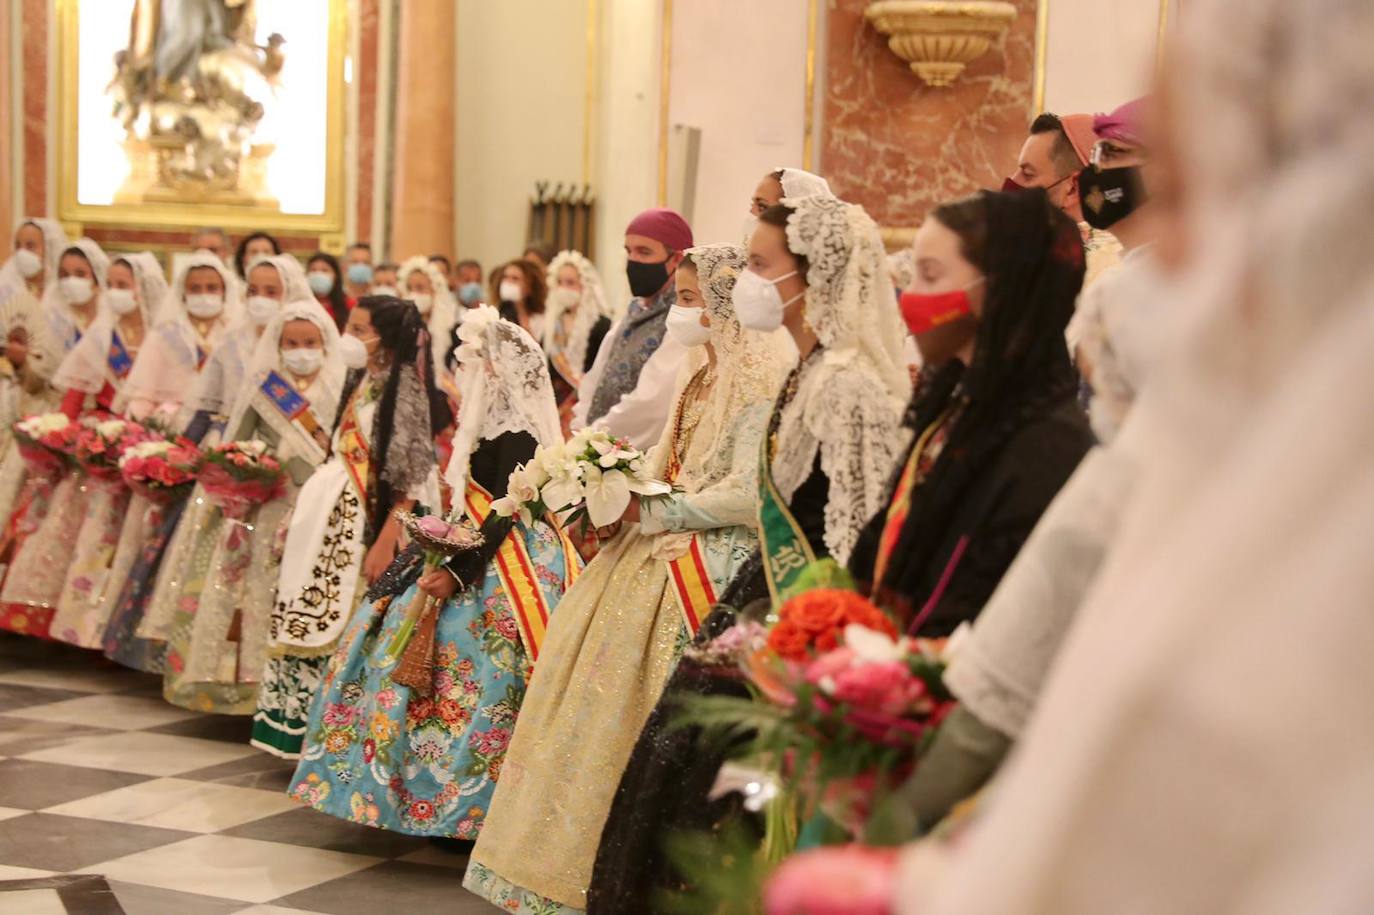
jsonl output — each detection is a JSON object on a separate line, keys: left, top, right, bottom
{"left": 848, "top": 188, "right": 1094, "bottom": 636}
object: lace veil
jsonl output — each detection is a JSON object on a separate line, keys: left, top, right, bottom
{"left": 647, "top": 243, "right": 793, "bottom": 487}
{"left": 397, "top": 255, "right": 459, "bottom": 373}
{"left": 773, "top": 196, "right": 912, "bottom": 564}
{"left": 118, "top": 251, "right": 238, "bottom": 409}
{"left": 0, "top": 218, "right": 68, "bottom": 333}
{"left": 543, "top": 250, "right": 613, "bottom": 372}
{"left": 444, "top": 305, "right": 562, "bottom": 515}
{"left": 777, "top": 167, "right": 833, "bottom": 201}
{"left": 53, "top": 251, "right": 168, "bottom": 395}
{"left": 35, "top": 238, "right": 111, "bottom": 379}
{"left": 224, "top": 295, "right": 345, "bottom": 451}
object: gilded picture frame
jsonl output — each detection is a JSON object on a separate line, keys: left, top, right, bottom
{"left": 54, "top": 0, "right": 348, "bottom": 235}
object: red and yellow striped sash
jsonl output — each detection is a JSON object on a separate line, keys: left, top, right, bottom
{"left": 464, "top": 480, "right": 572, "bottom": 665}
{"left": 666, "top": 536, "right": 715, "bottom": 637}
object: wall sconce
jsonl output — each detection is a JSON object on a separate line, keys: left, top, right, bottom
{"left": 865, "top": 0, "right": 1018, "bottom": 88}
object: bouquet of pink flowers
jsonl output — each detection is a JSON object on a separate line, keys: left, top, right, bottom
{"left": 375, "top": 511, "right": 484, "bottom": 695}
{"left": 119, "top": 437, "right": 203, "bottom": 504}
{"left": 72, "top": 417, "right": 149, "bottom": 482}
{"left": 199, "top": 440, "right": 287, "bottom": 518}
{"left": 763, "top": 844, "right": 899, "bottom": 915}
{"left": 12, "top": 412, "right": 79, "bottom": 477}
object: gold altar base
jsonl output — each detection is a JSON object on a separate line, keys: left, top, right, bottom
{"left": 114, "top": 139, "right": 280, "bottom": 210}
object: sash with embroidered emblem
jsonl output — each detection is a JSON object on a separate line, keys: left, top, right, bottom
{"left": 107, "top": 331, "right": 133, "bottom": 379}
{"left": 464, "top": 479, "right": 579, "bottom": 666}
{"left": 259, "top": 370, "right": 326, "bottom": 459}
{"left": 757, "top": 423, "right": 817, "bottom": 604}
{"left": 335, "top": 391, "right": 371, "bottom": 505}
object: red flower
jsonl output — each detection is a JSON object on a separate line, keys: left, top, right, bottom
{"left": 408, "top": 698, "right": 436, "bottom": 722}
{"left": 362, "top": 738, "right": 376, "bottom": 763}
{"left": 408, "top": 800, "right": 436, "bottom": 821}
{"left": 766, "top": 620, "right": 813, "bottom": 662}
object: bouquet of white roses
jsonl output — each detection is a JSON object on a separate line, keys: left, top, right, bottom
{"left": 492, "top": 428, "right": 672, "bottom": 531}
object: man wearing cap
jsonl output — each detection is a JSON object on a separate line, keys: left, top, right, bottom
{"left": 1006, "top": 112, "right": 1123, "bottom": 288}
{"left": 572, "top": 207, "right": 693, "bottom": 451}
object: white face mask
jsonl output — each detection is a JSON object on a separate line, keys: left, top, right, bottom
{"left": 741, "top": 214, "right": 760, "bottom": 242}
{"left": 550, "top": 287, "right": 581, "bottom": 311}
{"left": 371, "top": 284, "right": 398, "bottom": 297}
{"left": 732, "top": 269, "right": 800, "bottom": 332}
{"left": 59, "top": 276, "right": 95, "bottom": 306}
{"left": 409, "top": 292, "right": 433, "bottom": 316}
{"left": 281, "top": 346, "right": 325, "bottom": 377}
{"left": 246, "top": 295, "right": 280, "bottom": 326}
{"left": 185, "top": 293, "right": 224, "bottom": 319}
{"left": 665, "top": 304, "right": 711, "bottom": 348}
{"left": 337, "top": 333, "right": 369, "bottom": 370}
{"left": 498, "top": 279, "right": 523, "bottom": 303}
{"left": 13, "top": 248, "right": 42, "bottom": 279}
{"left": 105, "top": 288, "right": 139, "bottom": 316}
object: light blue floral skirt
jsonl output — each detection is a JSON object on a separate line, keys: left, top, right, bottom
{"left": 288, "top": 521, "right": 569, "bottom": 838}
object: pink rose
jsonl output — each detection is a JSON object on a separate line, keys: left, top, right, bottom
{"left": 804, "top": 647, "right": 857, "bottom": 686}
{"left": 763, "top": 844, "right": 898, "bottom": 915}
{"left": 494, "top": 616, "right": 519, "bottom": 641}
{"left": 829, "top": 662, "right": 927, "bottom": 717}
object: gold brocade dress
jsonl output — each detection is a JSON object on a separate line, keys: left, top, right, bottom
{"left": 466, "top": 369, "right": 770, "bottom": 913}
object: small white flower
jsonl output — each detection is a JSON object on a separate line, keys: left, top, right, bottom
{"left": 95, "top": 419, "right": 127, "bottom": 439}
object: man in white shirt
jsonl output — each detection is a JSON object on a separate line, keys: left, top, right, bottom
{"left": 572, "top": 207, "right": 694, "bottom": 451}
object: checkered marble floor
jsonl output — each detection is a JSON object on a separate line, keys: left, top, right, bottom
{"left": 0, "top": 634, "right": 491, "bottom": 915}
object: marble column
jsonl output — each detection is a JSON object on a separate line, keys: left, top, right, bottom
{"left": 0, "top": 1, "right": 12, "bottom": 251}
{"left": 388, "top": 0, "right": 456, "bottom": 259}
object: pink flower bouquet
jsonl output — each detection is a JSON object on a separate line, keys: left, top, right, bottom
{"left": 13, "top": 413, "right": 79, "bottom": 478}
{"left": 199, "top": 440, "right": 287, "bottom": 518}
{"left": 119, "top": 437, "right": 203, "bottom": 505}
{"left": 73, "top": 417, "right": 149, "bottom": 482}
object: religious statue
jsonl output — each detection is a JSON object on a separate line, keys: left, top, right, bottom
{"left": 110, "top": 0, "right": 285, "bottom": 205}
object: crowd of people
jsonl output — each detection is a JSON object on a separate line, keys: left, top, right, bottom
{"left": 0, "top": 1, "right": 1368, "bottom": 909}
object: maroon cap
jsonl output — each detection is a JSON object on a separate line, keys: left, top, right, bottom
{"left": 624, "top": 208, "right": 694, "bottom": 252}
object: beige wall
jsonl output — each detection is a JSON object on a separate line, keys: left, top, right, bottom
{"left": 453, "top": 0, "right": 590, "bottom": 276}
{"left": 666, "top": 0, "right": 811, "bottom": 248}
{"left": 1041, "top": 0, "right": 1169, "bottom": 117}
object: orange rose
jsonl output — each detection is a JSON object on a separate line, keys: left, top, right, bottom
{"left": 766, "top": 619, "right": 813, "bottom": 661}
{"left": 780, "top": 590, "right": 848, "bottom": 635}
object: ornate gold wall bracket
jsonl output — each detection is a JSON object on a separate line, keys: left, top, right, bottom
{"left": 865, "top": 0, "right": 1018, "bottom": 88}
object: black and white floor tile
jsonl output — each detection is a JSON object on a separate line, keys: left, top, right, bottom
{"left": 0, "top": 634, "right": 489, "bottom": 914}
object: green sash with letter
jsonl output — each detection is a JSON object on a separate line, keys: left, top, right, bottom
{"left": 757, "top": 424, "right": 817, "bottom": 603}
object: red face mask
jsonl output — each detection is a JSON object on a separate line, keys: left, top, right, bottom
{"left": 899, "top": 286, "right": 980, "bottom": 336}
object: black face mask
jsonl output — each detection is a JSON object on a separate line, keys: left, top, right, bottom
{"left": 626, "top": 258, "right": 671, "bottom": 299}
{"left": 1078, "top": 165, "right": 1144, "bottom": 230}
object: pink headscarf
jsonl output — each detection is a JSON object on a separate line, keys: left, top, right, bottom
{"left": 624, "top": 208, "right": 694, "bottom": 252}
{"left": 1093, "top": 97, "right": 1149, "bottom": 146}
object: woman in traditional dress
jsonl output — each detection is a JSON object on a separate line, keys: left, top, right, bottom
{"left": 396, "top": 255, "right": 460, "bottom": 396}
{"left": 290, "top": 304, "right": 577, "bottom": 841}
{"left": 542, "top": 250, "right": 612, "bottom": 435}
{"left": 137, "top": 254, "right": 310, "bottom": 655}
{"left": 731, "top": 196, "right": 911, "bottom": 604}
{"left": 0, "top": 239, "right": 110, "bottom": 638}
{"left": 253, "top": 295, "right": 447, "bottom": 758}
{"left": 100, "top": 252, "right": 238, "bottom": 671}
{"left": 583, "top": 197, "right": 911, "bottom": 911}
{"left": 846, "top": 189, "right": 1094, "bottom": 634}
{"left": 163, "top": 294, "right": 344, "bottom": 713}
{"left": 45, "top": 252, "right": 169, "bottom": 648}
{"left": 0, "top": 219, "right": 69, "bottom": 472}
{"left": 465, "top": 244, "right": 794, "bottom": 914}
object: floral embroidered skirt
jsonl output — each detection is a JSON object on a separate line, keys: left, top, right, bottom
{"left": 288, "top": 521, "right": 569, "bottom": 838}
{"left": 0, "top": 473, "right": 85, "bottom": 639}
